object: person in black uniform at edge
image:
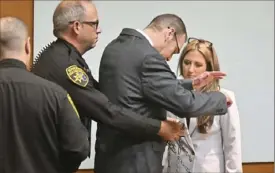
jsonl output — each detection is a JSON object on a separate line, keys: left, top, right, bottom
{"left": 31, "top": 0, "right": 185, "bottom": 158}
{"left": 0, "top": 17, "right": 89, "bottom": 173}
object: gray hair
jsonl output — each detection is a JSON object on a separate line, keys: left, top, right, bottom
{"left": 53, "top": 1, "right": 90, "bottom": 37}
{"left": 0, "top": 16, "right": 28, "bottom": 58}
{"left": 146, "top": 13, "right": 187, "bottom": 39}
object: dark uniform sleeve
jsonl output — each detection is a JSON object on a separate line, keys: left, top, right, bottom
{"left": 141, "top": 55, "right": 228, "bottom": 118}
{"left": 62, "top": 65, "right": 161, "bottom": 137}
{"left": 58, "top": 93, "right": 90, "bottom": 172}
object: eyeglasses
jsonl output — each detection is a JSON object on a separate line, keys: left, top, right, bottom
{"left": 69, "top": 20, "right": 99, "bottom": 29}
{"left": 168, "top": 27, "right": 180, "bottom": 54}
{"left": 187, "top": 37, "right": 218, "bottom": 85}
{"left": 188, "top": 37, "right": 214, "bottom": 62}
{"left": 188, "top": 37, "right": 213, "bottom": 48}
{"left": 174, "top": 31, "right": 180, "bottom": 54}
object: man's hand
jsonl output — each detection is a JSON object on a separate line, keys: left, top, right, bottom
{"left": 158, "top": 118, "right": 183, "bottom": 141}
{"left": 192, "top": 71, "right": 226, "bottom": 90}
{"left": 166, "top": 117, "right": 188, "bottom": 137}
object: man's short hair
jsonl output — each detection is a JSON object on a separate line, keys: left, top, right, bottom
{"left": 53, "top": 0, "right": 92, "bottom": 37}
{"left": 146, "top": 13, "right": 187, "bottom": 39}
{"left": 0, "top": 16, "right": 28, "bottom": 58}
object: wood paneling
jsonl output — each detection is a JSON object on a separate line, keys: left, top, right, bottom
{"left": 76, "top": 162, "right": 274, "bottom": 173}
{"left": 243, "top": 162, "right": 274, "bottom": 173}
{"left": 0, "top": 0, "right": 34, "bottom": 69}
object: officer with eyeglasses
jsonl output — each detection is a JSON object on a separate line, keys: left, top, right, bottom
{"left": 32, "top": 0, "right": 186, "bottom": 164}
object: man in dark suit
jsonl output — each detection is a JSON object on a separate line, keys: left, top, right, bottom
{"left": 32, "top": 0, "right": 184, "bottom": 161}
{"left": 96, "top": 14, "right": 232, "bottom": 173}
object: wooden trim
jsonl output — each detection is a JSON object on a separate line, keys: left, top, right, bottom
{"left": 76, "top": 162, "right": 274, "bottom": 173}
{"left": 29, "top": 0, "right": 34, "bottom": 68}
{"left": 243, "top": 162, "right": 274, "bottom": 173}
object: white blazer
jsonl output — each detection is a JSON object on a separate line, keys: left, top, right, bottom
{"left": 163, "top": 88, "right": 243, "bottom": 173}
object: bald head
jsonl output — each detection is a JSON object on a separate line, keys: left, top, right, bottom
{"left": 53, "top": 0, "right": 96, "bottom": 37}
{"left": 0, "top": 16, "right": 29, "bottom": 59}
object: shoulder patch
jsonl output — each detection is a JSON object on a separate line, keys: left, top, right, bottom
{"left": 66, "top": 65, "right": 89, "bottom": 87}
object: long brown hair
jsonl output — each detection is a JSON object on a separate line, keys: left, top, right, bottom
{"left": 178, "top": 37, "right": 220, "bottom": 134}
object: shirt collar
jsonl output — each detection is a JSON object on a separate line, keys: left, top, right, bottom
{"left": 136, "top": 29, "right": 153, "bottom": 46}
{"left": 57, "top": 38, "right": 82, "bottom": 57}
{"left": 0, "top": 58, "right": 26, "bottom": 69}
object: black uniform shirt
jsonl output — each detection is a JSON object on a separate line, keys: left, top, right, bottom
{"left": 31, "top": 39, "right": 161, "bottom": 151}
{"left": 0, "top": 59, "right": 89, "bottom": 173}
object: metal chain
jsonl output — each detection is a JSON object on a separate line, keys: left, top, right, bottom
{"left": 166, "top": 139, "right": 193, "bottom": 173}
{"left": 166, "top": 114, "right": 194, "bottom": 173}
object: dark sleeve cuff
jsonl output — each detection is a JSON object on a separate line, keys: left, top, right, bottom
{"left": 145, "top": 118, "right": 161, "bottom": 135}
{"left": 178, "top": 79, "right": 193, "bottom": 90}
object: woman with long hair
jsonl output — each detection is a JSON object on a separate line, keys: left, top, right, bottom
{"left": 163, "top": 38, "right": 243, "bottom": 173}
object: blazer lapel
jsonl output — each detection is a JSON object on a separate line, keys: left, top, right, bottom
{"left": 188, "top": 118, "right": 197, "bottom": 137}
{"left": 166, "top": 112, "right": 196, "bottom": 154}
{"left": 182, "top": 118, "right": 195, "bottom": 153}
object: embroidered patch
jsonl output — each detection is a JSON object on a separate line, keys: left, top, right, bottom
{"left": 66, "top": 65, "right": 89, "bottom": 87}
{"left": 67, "top": 94, "right": 80, "bottom": 118}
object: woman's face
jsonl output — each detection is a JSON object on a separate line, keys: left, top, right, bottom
{"left": 182, "top": 50, "right": 207, "bottom": 79}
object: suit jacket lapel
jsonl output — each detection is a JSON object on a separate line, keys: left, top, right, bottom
{"left": 182, "top": 118, "right": 195, "bottom": 153}
{"left": 188, "top": 118, "right": 197, "bottom": 137}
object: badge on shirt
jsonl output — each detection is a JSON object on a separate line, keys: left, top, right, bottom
{"left": 66, "top": 65, "right": 89, "bottom": 87}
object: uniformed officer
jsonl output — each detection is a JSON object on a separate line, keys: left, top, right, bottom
{"left": 31, "top": 0, "right": 183, "bottom": 156}
{"left": 0, "top": 17, "right": 89, "bottom": 173}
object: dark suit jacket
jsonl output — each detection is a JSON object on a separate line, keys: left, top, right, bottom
{"left": 95, "top": 28, "right": 228, "bottom": 173}
{"left": 32, "top": 39, "right": 162, "bottom": 156}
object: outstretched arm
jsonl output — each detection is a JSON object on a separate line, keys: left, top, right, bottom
{"left": 141, "top": 55, "right": 228, "bottom": 118}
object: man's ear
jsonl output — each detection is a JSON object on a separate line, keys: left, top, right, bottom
{"left": 164, "top": 28, "right": 170, "bottom": 42}
{"left": 24, "top": 37, "right": 31, "bottom": 70}
{"left": 72, "top": 21, "right": 82, "bottom": 35}
{"left": 164, "top": 27, "right": 174, "bottom": 42}
{"left": 168, "top": 27, "right": 174, "bottom": 37}
{"left": 25, "top": 37, "right": 31, "bottom": 56}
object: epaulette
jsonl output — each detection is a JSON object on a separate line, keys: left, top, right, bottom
{"left": 31, "top": 41, "right": 55, "bottom": 70}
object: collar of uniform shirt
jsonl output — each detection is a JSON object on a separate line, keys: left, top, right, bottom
{"left": 0, "top": 58, "right": 26, "bottom": 69}
{"left": 136, "top": 29, "right": 153, "bottom": 46}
